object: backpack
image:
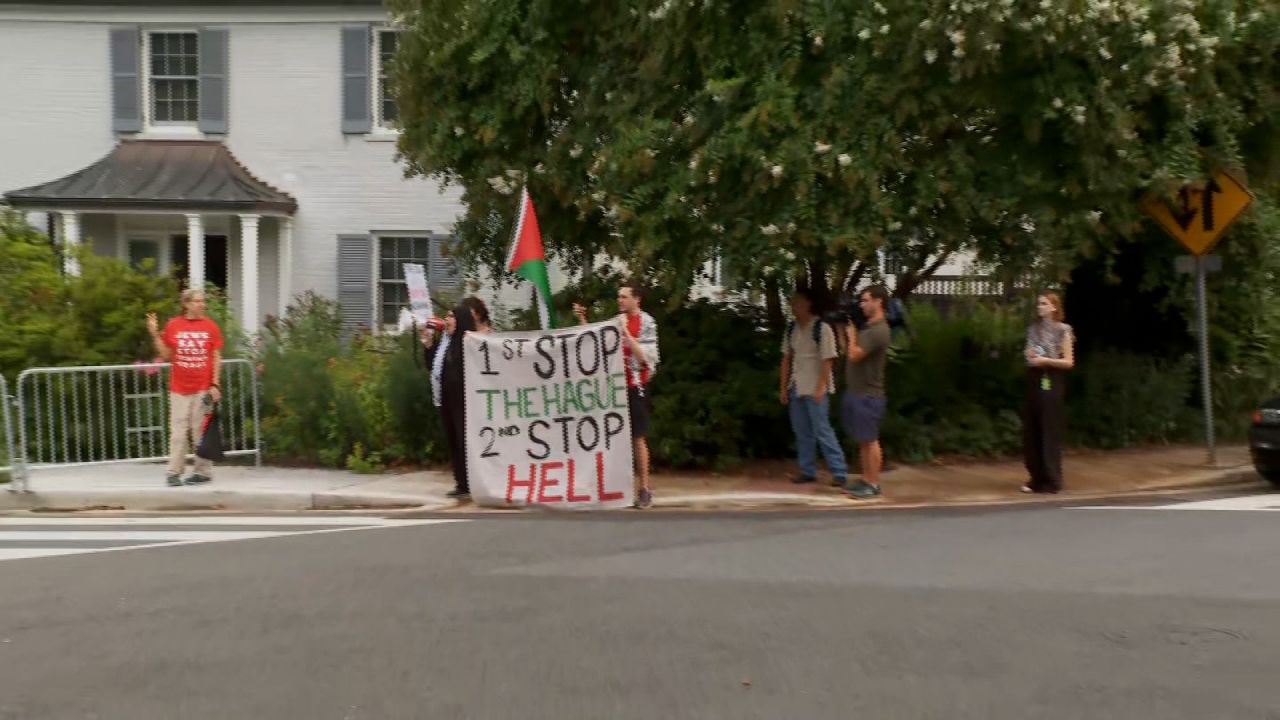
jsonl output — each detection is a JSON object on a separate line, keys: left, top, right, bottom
{"left": 786, "top": 317, "right": 828, "bottom": 348}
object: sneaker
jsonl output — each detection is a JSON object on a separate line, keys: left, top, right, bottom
{"left": 790, "top": 474, "right": 817, "bottom": 485}
{"left": 446, "top": 489, "right": 470, "bottom": 499}
{"left": 183, "top": 474, "right": 211, "bottom": 485}
{"left": 1020, "top": 485, "right": 1035, "bottom": 494}
{"left": 166, "top": 473, "right": 182, "bottom": 487}
{"left": 635, "top": 488, "right": 653, "bottom": 509}
{"left": 846, "top": 481, "right": 882, "bottom": 499}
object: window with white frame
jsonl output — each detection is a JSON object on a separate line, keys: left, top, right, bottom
{"left": 374, "top": 29, "right": 400, "bottom": 129}
{"left": 147, "top": 31, "right": 200, "bottom": 124}
{"left": 377, "top": 235, "right": 459, "bottom": 326}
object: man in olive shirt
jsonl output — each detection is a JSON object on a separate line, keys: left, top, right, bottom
{"left": 844, "top": 285, "right": 892, "bottom": 498}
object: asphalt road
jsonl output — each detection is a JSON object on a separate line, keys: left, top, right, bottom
{"left": 0, "top": 498, "right": 1277, "bottom": 719}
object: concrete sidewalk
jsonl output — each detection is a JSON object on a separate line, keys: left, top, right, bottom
{"left": 0, "top": 445, "right": 1264, "bottom": 513}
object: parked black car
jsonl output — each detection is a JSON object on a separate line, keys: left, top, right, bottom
{"left": 1250, "top": 397, "right": 1280, "bottom": 488}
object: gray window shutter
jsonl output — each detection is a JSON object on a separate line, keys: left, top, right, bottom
{"left": 341, "top": 25, "right": 372, "bottom": 134}
{"left": 198, "top": 27, "right": 229, "bottom": 134}
{"left": 429, "top": 235, "right": 461, "bottom": 293}
{"left": 337, "top": 234, "right": 374, "bottom": 336}
{"left": 110, "top": 26, "right": 142, "bottom": 133}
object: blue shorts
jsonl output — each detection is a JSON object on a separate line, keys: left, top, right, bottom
{"left": 842, "top": 393, "right": 886, "bottom": 444}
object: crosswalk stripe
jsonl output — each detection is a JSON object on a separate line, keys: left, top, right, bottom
{"left": 0, "top": 517, "right": 465, "bottom": 563}
{"left": 1075, "top": 494, "right": 1280, "bottom": 512}
{"left": 0, "top": 516, "right": 436, "bottom": 527}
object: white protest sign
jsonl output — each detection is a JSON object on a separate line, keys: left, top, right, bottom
{"left": 463, "top": 321, "right": 634, "bottom": 509}
{"left": 402, "top": 262, "right": 433, "bottom": 327}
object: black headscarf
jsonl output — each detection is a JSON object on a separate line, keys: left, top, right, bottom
{"left": 441, "top": 302, "right": 476, "bottom": 396}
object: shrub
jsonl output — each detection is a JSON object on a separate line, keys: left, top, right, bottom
{"left": 258, "top": 293, "right": 447, "bottom": 468}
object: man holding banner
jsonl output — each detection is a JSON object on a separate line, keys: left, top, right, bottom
{"left": 574, "top": 283, "right": 660, "bottom": 508}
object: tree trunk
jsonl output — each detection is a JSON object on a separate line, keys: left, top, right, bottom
{"left": 764, "top": 275, "right": 784, "bottom": 335}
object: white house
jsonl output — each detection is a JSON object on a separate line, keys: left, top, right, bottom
{"left": 0, "top": 0, "right": 566, "bottom": 337}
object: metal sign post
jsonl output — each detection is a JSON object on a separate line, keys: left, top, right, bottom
{"left": 1185, "top": 256, "right": 1218, "bottom": 465}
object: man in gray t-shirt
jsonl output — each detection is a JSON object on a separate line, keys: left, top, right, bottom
{"left": 779, "top": 289, "right": 848, "bottom": 487}
{"left": 843, "top": 285, "right": 892, "bottom": 499}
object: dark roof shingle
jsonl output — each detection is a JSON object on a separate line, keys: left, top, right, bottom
{"left": 4, "top": 140, "right": 297, "bottom": 215}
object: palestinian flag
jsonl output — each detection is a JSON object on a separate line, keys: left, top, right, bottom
{"left": 506, "top": 187, "right": 556, "bottom": 329}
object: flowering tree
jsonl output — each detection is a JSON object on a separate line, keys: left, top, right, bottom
{"left": 391, "top": 0, "right": 1278, "bottom": 306}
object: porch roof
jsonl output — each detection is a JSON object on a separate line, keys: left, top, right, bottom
{"left": 3, "top": 140, "right": 297, "bottom": 215}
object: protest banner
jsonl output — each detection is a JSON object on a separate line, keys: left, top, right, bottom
{"left": 402, "top": 262, "right": 433, "bottom": 327}
{"left": 463, "top": 320, "right": 634, "bottom": 509}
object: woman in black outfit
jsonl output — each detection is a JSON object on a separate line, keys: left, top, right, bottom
{"left": 1021, "top": 292, "right": 1075, "bottom": 494}
{"left": 439, "top": 298, "right": 492, "bottom": 499}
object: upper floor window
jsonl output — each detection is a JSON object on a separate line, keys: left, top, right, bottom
{"left": 375, "top": 29, "right": 400, "bottom": 129}
{"left": 147, "top": 31, "right": 200, "bottom": 125}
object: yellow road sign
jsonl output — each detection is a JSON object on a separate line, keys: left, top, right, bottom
{"left": 1143, "top": 171, "right": 1255, "bottom": 256}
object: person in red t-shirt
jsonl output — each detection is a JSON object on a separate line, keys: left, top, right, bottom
{"left": 147, "top": 289, "right": 224, "bottom": 487}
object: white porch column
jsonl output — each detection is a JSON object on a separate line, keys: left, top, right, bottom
{"left": 185, "top": 213, "right": 205, "bottom": 290}
{"left": 60, "top": 211, "right": 81, "bottom": 277}
{"left": 240, "top": 214, "right": 261, "bottom": 336}
{"left": 277, "top": 216, "right": 294, "bottom": 316}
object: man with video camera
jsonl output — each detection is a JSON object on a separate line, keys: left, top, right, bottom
{"left": 843, "top": 285, "right": 892, "bottom": 499}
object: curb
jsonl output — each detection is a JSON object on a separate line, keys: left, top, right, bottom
{"left": 0, "top": 468, "right": 1261, "bottom": 515}
{"left": 0, "top": 488, "right": 454, "bottom": 514}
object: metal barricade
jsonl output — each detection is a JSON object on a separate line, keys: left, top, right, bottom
{"left": 12, "top": 359, "right": 261, "bottom": 486}
{"left": 1, "top": 375, "right": 19, "bottom": 492}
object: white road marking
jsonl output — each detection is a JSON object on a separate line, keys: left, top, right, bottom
{"left": 1077, "top": 494, "right": 1280, "bottom": 512}
{"left": 0, "top": 517, "right": 465, "bottom": 563}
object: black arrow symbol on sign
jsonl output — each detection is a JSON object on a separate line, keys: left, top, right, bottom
{"left": 1172, "top": 186, "right": 1196, "bottom": 231}
{"left": 1201, "top": 178, "right": 1222, "bottom": 232}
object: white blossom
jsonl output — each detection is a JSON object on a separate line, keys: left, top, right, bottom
{"left": 1051, "top": 97, "right": 1065, "bottom": 109}
{"left": 837, "top": 153, "right": 852, "bottom": 167}
{"left": 857, "top": 28, "right": 872, "bottom": 40}
{"left": 786, "top": 222, "right": 797, "bottom": 232}
{"left": 1144, "top": 71, "right": 1158, "bottom": 87}
{"left": 948, "top": 30, "right": 966, "bottom": 45}
{"left": 1140, "top": 31, "right": 1156, "bottom": 47}
{"left": 1087, "top": 210, "right": 1102, "bottom": 224}
{"left": 760, "top": 224, "right": 780, "bottom": 236}
{"left": 953, "top": 46, "right": 966, "bottom": 58}
{"left": 689, "top": 158, "right": 699, "bottom": 170}
{"left": 1099, "top": 46, "right": 1112, "bottom": 60}
{"left": 645, "top": 148, "right": 658, "bottom": 158}
{"left": 919, "top": 19, "right": 932, "bottom": 29}
{"left": 591, "top": 191, "right": 605, "bottom": 202}
{"left": 812, "top": 35, "right": 824, "bottom": 48}
{"left": 711, "top": 223, "right": 724, "bottom": 234}
{"left": 879, "top": 24, "right": 890, "bottom": 35}
{"left": 505, "top": 169, "right": 523, "bottom": 179}
{"left": 569, "top": 145, "right": 584, "bottom": 158}
{"left": 771, "top": 165, "right": 784, "bottom": 178}
{"left": 707, "top": 171, "right": 718, "bottom": 184}
{"left": 924, "top": 48, "right": 939, "bottom": 64}
{"left": 682, "top": 113, "right": 696, "bottom": 126}
{"left": 814, "top": 142, "right": 832, "bottom": 154}
{"left": 453, "top": 126, "right": 465, "bottom": 137}
{"left": 534, "top": 163, "right": 546, "bottom": 174}
{"left": 1070, "top": 105, "right": 1087, "bottom": 124}
{"left": 873, "top": 1, "right": 887, "bottom": 14}
{"left": 888, "top": 221, "right": 903, "bottom": 231}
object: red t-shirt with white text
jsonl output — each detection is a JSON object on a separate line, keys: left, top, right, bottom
{"left": 162, "top": 316, "right": 224, "bottom": 394}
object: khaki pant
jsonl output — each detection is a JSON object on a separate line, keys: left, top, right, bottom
{"left": 168, "top": 391, "right": 214, "bottom": 477}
